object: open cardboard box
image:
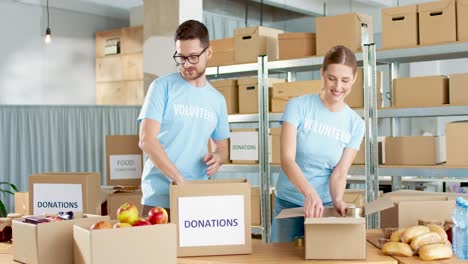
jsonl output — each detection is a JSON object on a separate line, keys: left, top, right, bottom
{"left": 12, "top": 213, "right": 108, "bottom": 264}
{"left": 73, "top": 221, "right": 176, "bottom": 264}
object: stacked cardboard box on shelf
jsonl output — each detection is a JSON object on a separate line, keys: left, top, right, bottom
{"left": 418, "top": 0, "right": 457, "bottom": 45}
{"left": 238, "top": 77, "right": 285, "bottom": 114}
{"left": 449, "top": 73, "right": 468, "bottom": 105}
{"left": 234, "top": 26, "right": 283, "bottom": 64}
{"left": 445, "top": 121, "right": 468, "bottom": 166}
{"left": 210, "top": 79, "right": 239, "bottom": 114}
{"left": 208, "top": 38, "right": 235, "bottom": 67}
{"left": 392, "top": 76, "right": 449, "bottom": 107}
{"left": 278, "top": 32, "right": 316, "bottom": 60}
{"left": 271, "top": 80, "right": 322, "bottom": 113}
{"left": 381, "top": 4, "right": 418, "bottom": 49}
{"left": 458, "top": 0, "right": 468, "bottom": 41}
{"left": 384, "top": 136, "right": 446, "bottom": 165}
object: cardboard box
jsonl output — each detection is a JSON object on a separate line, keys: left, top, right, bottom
{"left": 449, "top": 73, "right": 468, "bottom": 105}
{"left": 418, "top": 0, "right": 457, "bottom": 45}
{"left": 346, "top": 69, "right": 383, "bottom": 109}
{"left": 234, "top": 26, "right": 284, "bottom": 64}
{"left": 381, "top": 4, "right": 418, "bottom": 49}
{"left": 379, "top": 191, "right": 458, "bottom": 228}
{"left": 15, "top": 192, "right": 30, "bottom": 215}
{"left": 343, "top": 189, "right": 366, "bottom": 207}
{"left": 210, "top": 79, "right": 239, "bottom": 114}
{"left": 316, "top": 13, "right": 373, "bottom": 56}
{"left": 74, "top": 221, "right": 176, "bottom": 264}
{"left": 29, "top": 173, "right": 101, "bottom": 215}
{"left": 13, "top": 214, "right": 108, "bottom": 264}
{"left": 106, "top": 135, "right": 143, "bottom": 186}
{"left": 278, "top": 32, "right": 316, "bottom": 60}
{"left": 271, "top": 80, "right": 322, "bottom": 100}
{"left": 353, "top": 140, "right": 384, "bottom": 165}
{"left": 170, "top": 179, "right": 252, "bottom": 257}
{"left": 271, "top": 128, "right": 281, "bottom": 164}
{"left": 208, "top": 37, "right": 235, "bottom": 67}
{"left": 458, "top": 0, "right": 468, "bottom": 41}
{"left": 251, "top": 187, "right": 260, "bottom": 226}
{"left": 106, "top": 191, "right": 143, "bottom": 220}
{"left": 392, "top": 76, "right": 449, "bottom": 107}
{"left": 385, "top": 136, "right": 446, "bottom": 165}
{"left": 238, "top": 77, "right": 285, "bottom": 114}
{"left": 446, "top": 121, "right": 468, "bottom": 166}
{"left": 271, "top": 98, "right": 289, "bottom": 113}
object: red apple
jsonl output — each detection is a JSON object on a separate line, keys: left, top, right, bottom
{"left": 132, "top": 218, "right": 151, "bottom": 227}
{"left": 90, "top": 221, "right": 112, "bottom": 230}
{"left": 148, "top": 207, "right": 168, "bottom": 225}
{"left": 117, "top": 202, "right": 139, "bottom": 225}
{"left": 113, "top": 222, "right": 132, "bottom": 229}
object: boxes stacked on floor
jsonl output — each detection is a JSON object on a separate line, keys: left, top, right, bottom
{"left": 271, "top": 80, "right": 322, "bottom": 113}
{"left": 316, "top": 13, "right": 373, "bottom": 55}
{"left": 170, "top": 179, "right": 252, "bottom": 257}
{"left": 278, "top": 32, "right": 316, "bottom": 60}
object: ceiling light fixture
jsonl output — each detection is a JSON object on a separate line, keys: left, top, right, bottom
{"left": 44, "top": 0, "right": 51, "bottom": 44}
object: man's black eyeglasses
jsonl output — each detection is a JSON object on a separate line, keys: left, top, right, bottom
{"left": 173, "top": 47, "right": 208, "bottom": 65}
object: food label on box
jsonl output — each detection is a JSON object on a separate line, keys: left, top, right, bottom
{"left": 33, "top": 183, "right": 83, "bottom": 215}
{"left": 109, "top": 154, "right": 142, "bottom": 180}
{"left": 230, "top": 132, "right": 258, "bottom": 161}
{"left": 178, "top": 195, "right": 245, "bottom": 247}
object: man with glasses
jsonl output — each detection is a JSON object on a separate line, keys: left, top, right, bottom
{"left": 137, "top": 20, "right": 230, "bottom": 217}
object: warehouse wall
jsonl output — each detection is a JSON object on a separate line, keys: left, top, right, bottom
{"left": 0, "top": 0, "right": 128, "bottom": 105}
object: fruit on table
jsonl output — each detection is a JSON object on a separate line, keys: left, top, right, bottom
{"left": 90, "top": 221, "right": 112, "bottom": 230}
{"left": 401, "top": 225, "right": 430, "bottom": 243}
{"left": 426, "top": 224, "right": 448, "bottom": 243}
{"left": 410, "top": 232, "right": 442, "bottom": 251}
{"left": 148, "top": 207, "right": 168, "bottom": 225}
{"left": 381, "top": 242, "right": 414, "bottom": 257}
{"left": 390, "top": 229, "right": 406, "bottom": 242}
{"left": 418, "top": 243, "right": 453, "bottom": 261}
{"left": 132, "top": 218, "right": 152, "bottom": 227}
{"left": 117, "top": 202, "right": 139, "bottom": 225}
{"left": 113, "top": 222, "right": 132, "bottom": 228}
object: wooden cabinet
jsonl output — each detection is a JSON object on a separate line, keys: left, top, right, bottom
{"left": 95, "top": 26, "right": 144, "bottom": 105}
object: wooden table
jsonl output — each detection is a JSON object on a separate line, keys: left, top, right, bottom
{"left": 367, "top": 230, "right": 468, "bottom": 264}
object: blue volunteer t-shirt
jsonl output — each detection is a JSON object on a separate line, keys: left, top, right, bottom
{"left": 137, "top": 73, "right": 230, "bottom": 208}
{"left": 276, "top": 94, "right": 365, "bottom": 206}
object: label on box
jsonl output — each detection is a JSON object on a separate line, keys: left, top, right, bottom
{"left": 230, "top": 132, "right": 258, "bottom": 161}
{"left": 33, "top": 184, "right": 83, "bottom": 215}
{"left": 109, "top": 154, "right": 142, "bottom": 180}
{"left": 178, "top": 195, "right": 245, "bottom": 247}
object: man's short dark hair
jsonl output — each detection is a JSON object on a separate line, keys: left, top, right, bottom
{"left": 174, "top": 20, "right": 209, "bottom": 48}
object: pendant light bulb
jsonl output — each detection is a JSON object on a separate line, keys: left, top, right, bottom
{"left": 44, "top": 27, "right": 51, "bottom": 44}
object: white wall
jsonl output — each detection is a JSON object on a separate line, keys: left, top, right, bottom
{"left": 130, "top": 5, "right": 144, "bottom": 26}
{"left": 0, "top": 0, "right": 128, "bottom": 105}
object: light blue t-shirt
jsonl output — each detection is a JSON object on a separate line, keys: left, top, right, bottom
{"left": 275, "top": 94, "right": 365, "bottom": 206}
{"left": 137, "top": 72, "right": 230, "bottom": 208}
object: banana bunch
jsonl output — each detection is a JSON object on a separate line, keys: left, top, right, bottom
{"left": 381, "top": 224, "right": 453, "bottom": 261}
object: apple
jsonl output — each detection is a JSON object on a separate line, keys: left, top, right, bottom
{"left": 132, "top": 218, "right": 151, "bottom": 227}
{"left": 90, "top": 220, "right": 112, "bottom": 230}
{"left": 148, "top": 207, "right": 168, "bottom": 225}
{"left": 117, "top": 202, "right": 139, "bottom": 225}
{"left": 113, "top": 222, "right": 132, "bottom": 229}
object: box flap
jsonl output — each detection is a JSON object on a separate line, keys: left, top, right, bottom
{"left": 365, "top": 197, "right": 395, "bottom": 215}
{"left": 418, "top": 0, "right": 455, "bottom": 13}
{"left": 275, "top": 207, "right": 304, "bottom": 219}
{"left": 382, "top": 4, "right": 417, "bottom": 16}
{"left": 234, "top": 26, "right": 259, "bottom": 37}
{"left": 210, "top": 79, "right": 237, "bottom": 88}
{"left": 304, "top": 217, "right": 365, "bottom": 225}
{"left": 278, "top": 32, "right": 316, "bottom": 40}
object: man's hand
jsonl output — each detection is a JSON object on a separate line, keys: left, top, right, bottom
{"left": 204, "top": 152, "right": 222, "bottom": 176}
{"left": 304, "top": 191, "right": 323, "bottom": 218}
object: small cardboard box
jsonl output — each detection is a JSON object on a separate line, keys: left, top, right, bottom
{"left": 381, "top": 4, "right": 418, "bottom": 49}
{"left": 278, "top": 32, "right": 316, "bottom": 60}
{"left": 15, "top": 192, "right": 30, "bottom": 215}
{"left": 208, "top": 37, "right": 235, "bottom": 67}
{"left": 392, "top": 76, "right": 449, "bottom": 107}
{"left": 238, "top": 77, "right": 285, "bottom": 114}
{"left": 316, "top": 13, "right": 373, "bottom": 56}
{"left": 210, "top": 79, "right": 239, "bottom": 114}
{"left": 446, "top": 121, "right": 468, "bottom": 166}
{"left": 271, "top": 98, "right": 289, "bottom": 113}
{"left": 106, "top": 191, "right": 143, "bottom": 220}
{"left": 385, "top": 136, "right": 446, "bottom": 165}
{"left": 271, "top": 80, "right": 322, "bottom": 100}
{"left": 458, "top": 0, "right": 468, "bottom": 41}
{"left": 106, "top": 135, "right": 143, "bottom": 186}
{"left": 251, "top": 187, "right": 260, "bottom": 226}
{"left": 13, "top": 214, "right": 108, "bottom": 264}
{"left": 418, "top": 0, "right": 457, "bottom": 45}
{"left": 270, "top": 127, "right": 281, "bottom": 164}
{"left": 74, "top": 221, "right": 177, "bottom": 264}
{"left": 345, "top": 69, "right": 383, "bottom": 108}
{"left": 29, "top": 172, "right": 101, "bottom": 215}
{"left": 449, "top": 73, "right": 468, "bottom": 105}
{"left": 353, "top": 140, "right": 384, "bottom": 165}
{"left": 234, "top": 26, "right": 284, "bottom": 64}
{"left": 170, "top": 179, "right": 252, "bottom": 257}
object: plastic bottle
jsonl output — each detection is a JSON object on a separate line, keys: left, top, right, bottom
{"left": 462, "top": 199, "right": 468, "bottom": 260}
{"left": 453, "top": 197, "right": 462, "bottom": 258}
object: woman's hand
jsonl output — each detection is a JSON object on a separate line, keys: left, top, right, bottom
{"left": 304, "top": 191, "right": 323, "bottom": 218}
{"left": 333, "top": 200, "right": 350, "bottom": 216}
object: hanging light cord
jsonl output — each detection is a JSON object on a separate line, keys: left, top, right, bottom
{"left": 46, "top": 0, "right": 50, "bottom": 29}
{"left": 260, "top": 0, "right": 263, "bottom": 26}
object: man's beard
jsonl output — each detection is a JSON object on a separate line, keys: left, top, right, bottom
{"left": 179, "top": 67, "right": 205, "bottom": 81}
